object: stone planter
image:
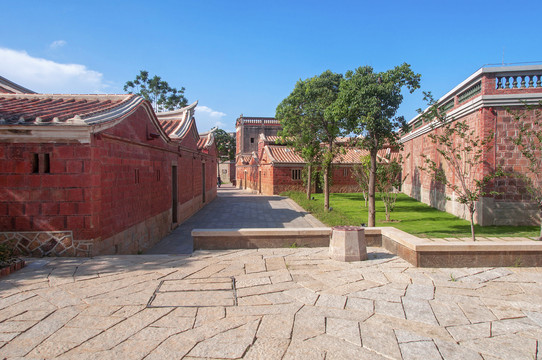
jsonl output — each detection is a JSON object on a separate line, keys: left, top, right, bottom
{"left": 0, "top": 258, "right": 26, "bottom": 278}
{"left": 330, "top": 226, "right": 367, "bottom": 262}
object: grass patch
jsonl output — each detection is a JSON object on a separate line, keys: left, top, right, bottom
{"left": 282, "top": 191, "right": 538, "bottom": 238}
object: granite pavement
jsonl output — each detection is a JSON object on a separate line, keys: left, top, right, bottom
{"left": 1, "top": 247, "right": 542, "bottom": 359}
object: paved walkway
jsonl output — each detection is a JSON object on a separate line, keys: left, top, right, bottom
{"left": 1, "top": 248, "right": 542, "bottom": 359}
{"left": 148, "top": 185, "right": 325, "bottom": 254}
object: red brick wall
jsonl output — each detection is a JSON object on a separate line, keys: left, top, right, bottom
{"left": 1, "top": 106, "right": 218, "bottom": 255}
{"left": 492, "top": 107, "right": 540, "bottom": 202}
{"left": 0, "top": 142, "right": 94, "bottom": 240}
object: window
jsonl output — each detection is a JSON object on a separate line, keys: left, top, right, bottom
{"left": 291, "top": 169, "right": 302, "bottom": 180}
{"left": 343, "top": 168, "right": 348, "bottom": 177}
{"left": 32, "top": 154, "right": 39, "bottom": 173}
{"left": 250, "top": 137, "right": 254, "bottom": 143}
{"left": 32, "top": 153, "right": 50, "bottom": 173}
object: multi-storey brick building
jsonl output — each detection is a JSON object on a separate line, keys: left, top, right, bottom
{"left": 401, "top": 65, "right": 542, "bottom": 226}
{"left": 0, "top": 88, "right": 217, "bottom": 256}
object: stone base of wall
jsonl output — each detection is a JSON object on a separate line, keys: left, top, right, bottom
{"left": 402, "top": 184, "right": 540, "bottom": 226}
{"left": 95, "top": 210, "right": 172, "bottom": 255}
{"left": 0, "top": 231, "right": 93, "bottom": 257}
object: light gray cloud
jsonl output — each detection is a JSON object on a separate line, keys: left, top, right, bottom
{"left": 0, "top": 47, "right": 108, "bottom": 94}
{"left": 50, "top": 40, "right": 67, "bottom": 49}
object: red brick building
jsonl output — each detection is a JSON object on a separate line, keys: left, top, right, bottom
{"left": 0, "top": 91, "right": 217, "bottom": 256}
{"left": 401, "top": 65, "right": 542, "bottom": 226}
{"left": 235, "top": 115, "right": 385, "bottom": 195}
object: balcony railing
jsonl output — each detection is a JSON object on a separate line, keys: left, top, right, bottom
{"left": 495, "top": 74, "right": 542, "bottom": 89}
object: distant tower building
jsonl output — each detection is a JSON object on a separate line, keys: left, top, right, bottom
{"left": 235, "top": 115, "right": 281, "bottom": 157}
{"left": 235, "top": 115, "right": 281, "bottom": 189}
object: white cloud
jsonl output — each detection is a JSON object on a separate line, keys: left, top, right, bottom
{"left": 195, "top": 105, "right": 230, "bottom": 132}
{"left": 196, "top": 105, "right": 227, "bottom": 118}
{"left": 50, "top": 40, "right": 67, "bottom": 49}
{"left": 0, "top": 47, "right": 108, "bottom": 94}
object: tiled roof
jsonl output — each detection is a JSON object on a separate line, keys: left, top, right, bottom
{"left": 238, "top": 155, "right": 252, "bottom": 165}
{"left": 0, "top": 94, "right": 140, "bottom": 125}
{"left": 266, "top": 146, "right": 304, "bottom": 163}
{"left": 197, "top": 132, "right": 215, "bottom": 150}
{"left": 0, "top": 76, "right": 35, "bottom": 94}
{"left": 266, "top": 145, "right": 399, "bottom": 164}
{"left": 0, "top": 86, "right": 14, "bottom": 94}
{"left": 157, "top": 101, "right": 198, "bottom": 139}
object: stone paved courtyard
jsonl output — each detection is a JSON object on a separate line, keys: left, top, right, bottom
{"left": 1, "top": 248, "right": 542, "bottom": 359}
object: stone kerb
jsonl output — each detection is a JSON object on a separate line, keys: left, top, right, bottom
{"left": 329, "top": 226, "right": 368, "bottom": 262}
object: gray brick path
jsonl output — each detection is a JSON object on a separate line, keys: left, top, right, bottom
{"left": 147, "top": 185, "right": 324, "bottom": 254}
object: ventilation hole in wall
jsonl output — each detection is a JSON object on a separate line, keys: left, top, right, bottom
{"left": 250, "top": 138, "right": 254, "bottom": 143}
{"left": 32, "top": 154, "right": 39, "bottom": 173}
{"left": 43, "top": 154, "right": 50, "bottom": 174}
{"left": 135, "top": 169, "right": 140, "bottom": 184}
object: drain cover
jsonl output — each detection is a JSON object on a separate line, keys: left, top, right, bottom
{"left": 147, "top": 277, "right": 237, "bottom": 308}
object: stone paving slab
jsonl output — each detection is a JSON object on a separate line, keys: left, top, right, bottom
{"left": 1, "top": 248, "right": 542, "bottom": 359}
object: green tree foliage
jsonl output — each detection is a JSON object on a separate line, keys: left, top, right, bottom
{"left": 376, "top": 154, "right": 408, "bottom": 221}
{"left": 276, "top": 70, "right": 344, "bottom": 207}
{"left": 333, "top": 63, "right": 420, "bottom": 226}
{"left": 352, "top": 155, "right": 371, "bottom": 207}
{"left": 212, "top": 128, "right": 236, "bottom": 162}
{"left": 508, "top": 103, "right": 542, "bottom": 240}
{"left": 418, "top": 93, "right": 502, "bottom": 241}
{"left": 124, "top": 70, "right": 187, "bottom": 112}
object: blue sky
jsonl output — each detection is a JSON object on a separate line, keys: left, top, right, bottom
{"left": 2, "top": 0, "right": 542, "bottom": 132}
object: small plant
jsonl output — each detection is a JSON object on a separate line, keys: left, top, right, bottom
{"left": 512, "top": 257, "right": 523, "bottom": 268}
{"left": 449, "top": 273, "right": 457, "bottom": 282}
{"left": 0, "top": 243, "right": 14, "bottom": 264}
{"left": 289, "top": 242, "right": 299, "bottom": 248}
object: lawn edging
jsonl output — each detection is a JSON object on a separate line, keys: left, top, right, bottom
{"left": 192, "top": 226, "right": 542, "bottom": 267}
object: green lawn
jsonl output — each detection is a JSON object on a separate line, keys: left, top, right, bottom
{"left": 282, "top": 191, "right": 539, "bottom": 238}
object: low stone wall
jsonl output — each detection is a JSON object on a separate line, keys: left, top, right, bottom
{"left": 192, "top": 226, "right": 542, "bottom": 268}
{"left": 192, "top": 228, "right": 331, "bottom": 250}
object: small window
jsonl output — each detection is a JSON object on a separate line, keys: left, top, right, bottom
{"left": 32, "top": 154, "right": 39, "bottom": 173}
{"left": 343, "top": 168, "right": 348, "bottom": 177}
{"left": 135, "top": 169, "right": 140, "bottom": 184}
{"left": 292, "top": 169, "right": 302, "bottom": 180}
{"left": 250, "top": 138, "right": 255, "bottom": 143}
{"left": 156, "top": 169, "right": 161, "bottom": 181}
{"left": 43, "top": 154, "right": 50, "bottom": 173}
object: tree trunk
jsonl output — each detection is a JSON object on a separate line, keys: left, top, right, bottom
{"left": 368, "top": 149, "right": 377, "bottom": 227}
{"left": 306, "top": 164, "right": 312, "bottom": 200}
{"left": 324, "top": 165, "right": 330, "bottom": 211}
{"left": 470, "top": 209, "right": 476, "bottom": 241}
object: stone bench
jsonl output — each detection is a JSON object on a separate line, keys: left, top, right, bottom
{"left": 191, "top": 228, "right": 332, "bottom": 250}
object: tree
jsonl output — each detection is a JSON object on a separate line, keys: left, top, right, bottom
{"left": 508, "top": 103, "right": 542, "bottom": 240}
{"left": 332, "top": 63, "right": 420, "bottom": 227}
{"left": 418, "top": 93, "right": 502, "bottom": 241}
{"left": 212, "top": 128, "right": 236, "bottom": 162}
{"left": 124, "top": 70, "right": 187, "bottom": 112}
{"left": 352, "top": 155, "right": 371, "bottom": 207}
{"left": 276, "top": 70, "right": 344, "bottom": 209}
{"left": 276, "top": 78, "right": 321, "bottom": 200}
{"left": 376, "top": 154, "right": 408, "bottom": 221}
